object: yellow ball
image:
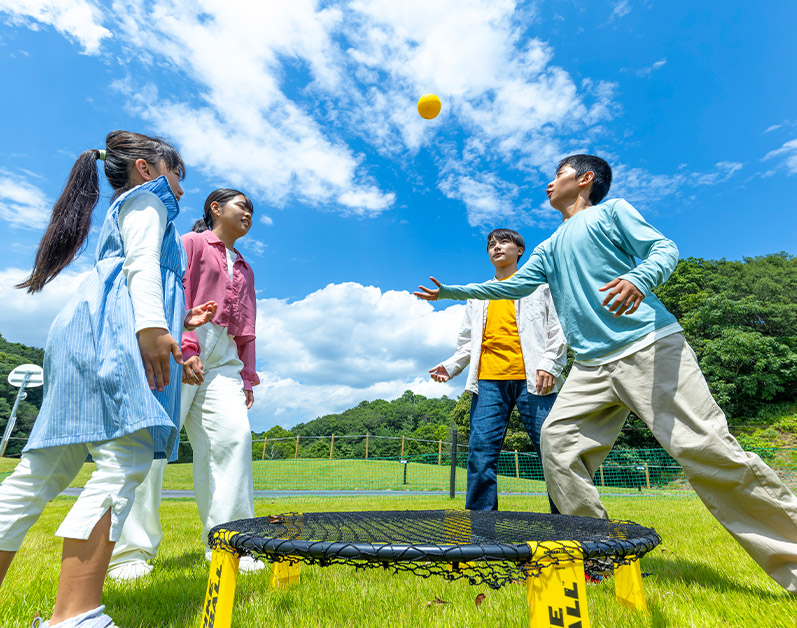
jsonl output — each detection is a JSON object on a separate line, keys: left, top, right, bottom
{"left": 417, "top": 93, "right": 442, "bottom": 120}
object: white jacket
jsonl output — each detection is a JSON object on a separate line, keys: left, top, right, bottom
{"left": 440, "top": 283, "right": 567, "bottom": 395}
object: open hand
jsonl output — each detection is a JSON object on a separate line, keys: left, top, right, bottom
{"left": 182, "top": 355, "right": 204, "bottom": 385}
{"left": 599, "top": 279, "right": 644, "bottom": 317}
{"left": 414, "top": 277, "right": 442, "bottom": 301}
{"left": 137, "top": 328, "right": 182, "bottom": 391}
{"left": 184, "top": 301, "right": 217, "bottom": 330}
{"left": 429, "top": 364, "right": 451, "bottom": 383}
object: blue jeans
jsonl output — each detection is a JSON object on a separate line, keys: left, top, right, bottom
{"left": 465, "top": 379, "right": 559, "bottom": 512}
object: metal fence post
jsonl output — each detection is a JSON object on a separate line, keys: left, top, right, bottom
{"left": 449, "top": 428, "right": 458, "bottom": 498}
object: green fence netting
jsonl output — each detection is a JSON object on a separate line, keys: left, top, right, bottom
{"left": 249, "top": 435, "right": 797, "bottom": 498}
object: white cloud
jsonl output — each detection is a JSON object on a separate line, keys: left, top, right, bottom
{"left": 240, "top": 238, "right": 267, "bottom": 256}
{"left": 637, "top": 58, "right": 667, "bottom": 78}
{"left": 610, "top": 160, "right": 745, "bottom": 209}
{"left": 0, "top": 0, "right": 110, "bottom": 54}
{"left": 763, "top": 139, "right": 797, "bottom": 175}
{"left": 0, "top": 272, "right": 470, "bottom": 431}
{"left": 607, "top": 0, "right": 631, "bottom": 23}
{"left": 764, "top": 124, "right": 783, "bottom": 134}
{"left": 439, "top": 171, "right": 521, "bottom": 227}
{"left": 3, "top": 1, "right": 624, "bottom": 224}
{"left": 97, "top": 0, "right": 614, "bottom": 226}
{"left": 0, "top": 266, "right": 92, "bottom": 347}
{"left": 0, "top": 173, "right": 51, "bottom": 230}
{"left": 252, "top": 372, "right": 460, "bottom": 429}
{"left": 259, "top": 215, "right": 274, "bottom": 226}
{"left": 251, "top": 282, "right": 466, "bottom": 428}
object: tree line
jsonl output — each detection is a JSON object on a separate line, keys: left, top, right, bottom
{"left": 1, "top": 253, "right": 795, "bottom": 459}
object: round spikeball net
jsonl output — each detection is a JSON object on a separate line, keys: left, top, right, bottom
{"left": 209, "top": 510, "right": 660, "bottom": 589}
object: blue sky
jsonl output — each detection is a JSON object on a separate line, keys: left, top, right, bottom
{"left": 0, "top": 1, "right": 795, "bottom": 431}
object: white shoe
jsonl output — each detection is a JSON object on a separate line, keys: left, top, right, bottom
{"left": 33, "top": 605, "right": 118, "bottom": 627}
{"left": 107, "top": 560, "right": 154, "bottom": 581}
{"left": 238, "top": 555, "right": 266, "bottom": 573}
{"left": 205, "top": 550, "right": 265, "bottom": 573}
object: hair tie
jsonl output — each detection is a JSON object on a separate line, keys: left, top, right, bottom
{"left": 97, "top": 149, "right": 106, "bottom": 161}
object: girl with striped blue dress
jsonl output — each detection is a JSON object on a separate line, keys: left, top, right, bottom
{"left": 0, "top": 130, "right": 216, "bottom": 628}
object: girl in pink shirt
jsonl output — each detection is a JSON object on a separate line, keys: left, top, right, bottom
{"left": 108, "top": 188, "right": 263, "bottom": 578}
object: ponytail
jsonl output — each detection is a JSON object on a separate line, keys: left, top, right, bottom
{"left": 191, "top": 216, "right": 211, "bottom": 233}
{"left": 16, "top": 150, "right": 101, "bottom": 292}
{"left": 17, "top": 130, "right": 185, "bottom": 293}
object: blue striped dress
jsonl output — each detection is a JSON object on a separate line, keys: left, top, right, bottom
{"left": 24, "top": 176, "right": 187, "bottom": 460}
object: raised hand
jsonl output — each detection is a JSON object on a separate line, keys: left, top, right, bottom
{"left": 599, "top": 278, "right": 644, "bottom": 317}
{"left": 184, "top": 301, "right": 217, "bottom": 330}
{"left": 137, "top": 328, "right": 182, "bottom": 391}
{"left": 414, "top": 277, "right": 442, "bottom": 301}
{"left": 429, "top": 364, "right": 451, "bottom": 383}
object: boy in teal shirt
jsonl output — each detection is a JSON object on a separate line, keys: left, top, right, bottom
{"left": 415, "top": 155, "right": 797, "bottom": 593}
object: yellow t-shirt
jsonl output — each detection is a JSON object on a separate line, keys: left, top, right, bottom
{"left": 478, "top": 276, "right": 526, "bottom": 380}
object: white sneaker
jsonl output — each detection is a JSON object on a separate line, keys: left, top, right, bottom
{"left": 107, "top": 560, "right": 154, "bottom": 581}
{"left": 205, "top": 550, "right": 265, "bottom": 573}
{"left": 238, "top": 555, "right": 266, "bottom": 573}
{"left": 33, "top": 605, "right": 118, "bottom": 627}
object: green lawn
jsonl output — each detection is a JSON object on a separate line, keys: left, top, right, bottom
{"left": 1, "top": 461, "right": 795, "bottom": 627}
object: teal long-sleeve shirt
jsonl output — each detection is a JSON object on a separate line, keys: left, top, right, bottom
{"left": 438, "top": 198, "right": 679, "bottom": 361}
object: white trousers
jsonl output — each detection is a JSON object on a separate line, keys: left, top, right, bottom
{"left": 0, "top": 428, "right": 154, "bottom": 551}
{"left": 110, "top": 324, "right": 254, "bottom": 567}
{"left": 542, "top": 332, "right": 797, "bottom": 592}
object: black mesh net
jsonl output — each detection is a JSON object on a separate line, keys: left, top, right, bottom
{"left": 209, "top": 510, "right": 660, "bottom": 589}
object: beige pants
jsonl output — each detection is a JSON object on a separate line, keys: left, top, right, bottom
{"left": 110, "top": 324, "right": 254, "bottom": 568}
{"left": 542, "top": 332, "right": 797, "bottom": 592}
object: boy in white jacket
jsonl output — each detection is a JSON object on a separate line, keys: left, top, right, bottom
{"left": 429, "top": 229, "right": 567, "bottom": 511}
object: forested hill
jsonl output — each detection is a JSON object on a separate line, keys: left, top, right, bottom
{"left": 654, "top": 253, "right": 796, "bottom": 419}
{"left": 0, "top": 334, "right": 44, "bottom": 457}
{"left": 1, "top": 253, "right": 796, "bottom": 457}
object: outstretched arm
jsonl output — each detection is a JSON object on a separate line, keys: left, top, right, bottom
{"left": 416, "top": 249, "right": 548, "bottom": 302}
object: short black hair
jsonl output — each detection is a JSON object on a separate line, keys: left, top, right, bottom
{"left": 556, "top": 154, "right": 612, "bottom": 204}
{"left": 487, "top": 228, "right": 525, "bottom": 261}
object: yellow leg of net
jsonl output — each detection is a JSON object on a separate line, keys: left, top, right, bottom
{"left": 525, "top": 541, "right": 591, "bottom": 628}
{"left": 270, "top": 559, "right": 302, "bottom": 588}
{"left": 202, "top": 532, "right": 241, "bottom": 628}
{"left": 615, "top": 557, "right": 647, "bottom": 611}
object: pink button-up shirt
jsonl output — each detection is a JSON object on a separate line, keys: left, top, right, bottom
{"left": 181, "top": 230, "right": 259, "bottom": 391}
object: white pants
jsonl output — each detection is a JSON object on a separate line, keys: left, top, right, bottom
{"left": 542, "top": 333, "right": 797, "bottom": 592}
{"left": 0, "top": 429, "right": 154, "bottom": 551}
{"left": 110, "top": 324, "right": 254, "bottom": 567}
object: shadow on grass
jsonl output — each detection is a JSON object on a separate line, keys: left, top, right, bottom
{"left": 104, "top": 551, "right": 209, "bottom": 628}
{"left": 644, "top": 554, "right": 787, "bottom": 599}
{"left": 157, "top": 549, "right": 207, "bottom": 572}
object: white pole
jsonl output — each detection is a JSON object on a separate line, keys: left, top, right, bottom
{"left": 0, "top": 371, "right": 31, "bottom": 457}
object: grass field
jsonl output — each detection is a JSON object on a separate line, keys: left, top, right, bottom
{"left": 1, "top": 460, "right": 795, "bottom": 627}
